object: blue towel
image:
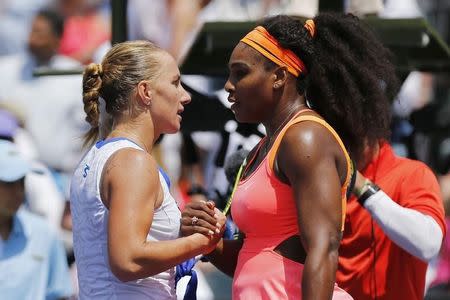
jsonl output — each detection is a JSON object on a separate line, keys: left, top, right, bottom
{"left": 176, "top": 258, "right": 198, "bottom": 300}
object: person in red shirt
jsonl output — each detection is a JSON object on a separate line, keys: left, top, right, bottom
{"left": 336, "top": 140, "right": 446, "bottom": 300}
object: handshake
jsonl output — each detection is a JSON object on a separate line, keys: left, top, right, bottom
{"left": 181, "top": 198, "right": 227, "bottom": 254}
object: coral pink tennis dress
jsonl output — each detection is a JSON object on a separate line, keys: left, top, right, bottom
{"left": 230, "top": 113, "right": 353, "bottom": 300}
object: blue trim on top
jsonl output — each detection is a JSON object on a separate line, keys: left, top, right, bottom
{"left": 95, "top": 137, "right": 171, "bottom": 188}
{"left": 158, "top": 167, "right": 171, "bottom": 189}
{"left": 95, "top": 137, "right": 142, "bottom": 149}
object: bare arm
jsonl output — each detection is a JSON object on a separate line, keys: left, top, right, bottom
{"left": 205, "top": 238, "right": 243, "bottom": 277}
{"left": 167, "top": 0, "right": 211, "bottom": 61}
{"left": 279, "top": 122, "right": 345, "bottom": 300}
{"left": 104, "top": 149, "right": 220, "bottom": 282}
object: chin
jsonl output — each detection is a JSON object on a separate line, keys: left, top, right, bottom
{"left": 167, "top": 124, "right": 181, "bottom": 134}
{"left": 233, "top": 112, "right": 249, "bottom": 124}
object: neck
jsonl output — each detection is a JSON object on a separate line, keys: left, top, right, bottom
{"left": 264, "top": 97, "right": 308, "bottom": 138}
{"left": 108, "top": 114, "right": 156, "bottom": 153}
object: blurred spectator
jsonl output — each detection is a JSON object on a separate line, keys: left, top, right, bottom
{"left": 0, "top": 0, "right": 51, "bottom": 55}
{"left": 0, "top": 105, "right": 38, "bottom": 160}
{"left": 344, "top": 0, "right": 383, "bottom": 17}
{"left": 200, "top": 0, "right": 317, "bottom": 22}
{"left": 57, "top": 0, "right": 110, "bottom": 63}
{"left": 0, "top": 109, "right": 66, "bottom": 237}
{"left": 381, "top": 0, "right": 423, "bottom": 18}
{"left": 0, "top": 9, "right": 86, "bottom": 186}
{"left": 127, "top": 0, "right": 215, "bottom": 61}
{"left": 0, "top": 140, "right": 73, "bottom": 300}
{"left": 127, "top": 0, "right": 173, "bottom": 53}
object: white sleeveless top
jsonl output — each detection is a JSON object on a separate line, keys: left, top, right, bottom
{"left": 70, "top": 138, "right": 181, "bottom": 299}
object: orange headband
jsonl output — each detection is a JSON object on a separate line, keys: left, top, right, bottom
{"left": 240, "top": 26, "right": 307, "bottom": 77}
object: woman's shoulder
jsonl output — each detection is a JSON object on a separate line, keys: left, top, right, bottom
{"left": 282, "top": 116, "right": 340, "bottom": 152}
{"left": 277, "top": 115, "right": 348, "bottom": 172}
{"left": 104, "top": 147, "right": 159, "bottom": 181}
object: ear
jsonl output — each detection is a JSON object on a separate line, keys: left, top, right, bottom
{"left": 137, "top": 80, "right": 152, "bottom": 106}
{"left": 272, "top": 66, "right": 288, "bottom": 90}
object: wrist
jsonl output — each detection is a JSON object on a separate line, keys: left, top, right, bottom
{"left": 204, "top": 238, "right": 223, "bottom": 258}
{"left": 357, "top": 181, "right": 381, "bottom": 207}
{"left": 353, "top": 177, "right": 371, "bottom": 198}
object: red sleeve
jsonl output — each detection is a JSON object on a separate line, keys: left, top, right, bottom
{"left": 398, "top": 161, "right": 446, "bottom": 237}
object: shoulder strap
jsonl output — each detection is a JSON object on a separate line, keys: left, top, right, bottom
{"left": 268, "top": 115, "right": 352, "bottom": 190}
{"left": 267, "top": 115, "right": 352, "bottom": 231}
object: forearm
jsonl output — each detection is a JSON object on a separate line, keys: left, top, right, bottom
{"left": 110, "top": 233, "right": 209, "bottom": 281}
{"left": 206, "top": 238, "right": 243, "bottom": 277}
{"left": 302, "top": 251, "right": 338, "bottom": 300}
{"left": 364, "top": 190, "right": 443, "bottom": 261}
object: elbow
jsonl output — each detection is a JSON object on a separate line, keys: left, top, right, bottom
{"left": 420, "top": 239, "right": 442, "bottom": 262}
{"left": 109, "top": 251, "right": 152, "bottom": 282}
{"left": 420, "top": 222, "right": 444, "bottom": 262}
{"left": 110, "top": 260, "right": 141, "bottom": 282}
{"left": 415, "top": 227, "right": 443, "bottom": 262}
{"left": 109, "top": 254, "right": 163, "bottom": 282}
{"left": 327, "top": 248, "right": 340, "bottom": 267}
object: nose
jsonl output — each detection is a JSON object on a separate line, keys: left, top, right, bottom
{"left": 180, "top": 85, "right": 191, "bottom": 105}
{"left": 224, "top": 78, "right": 234, "bottom": 94}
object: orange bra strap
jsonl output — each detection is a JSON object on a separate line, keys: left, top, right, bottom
{"left": 242, "top": 137, "right": 266, "bottom": 176}
{"left": 266, "top": 109, "right": 312, "bottom": 167}
{"left": 267, "top": 115, "right": 352, "bottom": 231}
{"left": 268, "top": 115, "right": 351, "bottom": 185}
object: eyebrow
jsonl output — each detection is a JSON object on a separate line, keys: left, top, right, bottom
{"left": 228, "top": 61, "right": 249, "bottom": 69}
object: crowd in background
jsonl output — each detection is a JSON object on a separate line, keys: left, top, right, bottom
{"left": 0, "top": 0, "right": 449, "bottom": 299}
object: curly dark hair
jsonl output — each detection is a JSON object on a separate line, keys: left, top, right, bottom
{"left": 261, "top": 13, "right": 399, "bottom": 163}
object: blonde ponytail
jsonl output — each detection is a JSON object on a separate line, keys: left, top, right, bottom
{"left": 82, "top": 63, "right": 103, "bottom": 147}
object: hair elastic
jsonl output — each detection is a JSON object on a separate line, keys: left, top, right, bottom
{"left": 304, "top": 19, "right": 316, "bottom": 37}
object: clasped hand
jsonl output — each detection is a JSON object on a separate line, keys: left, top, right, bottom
{"left": 181, "top": 198, "right": 226, "bottom": 252}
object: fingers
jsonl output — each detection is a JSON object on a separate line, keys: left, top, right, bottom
{"left": 179, "top": 201, "right": 225, "bottom": 253}
{"left": 206, "top": 201, "right": 215, "bottom": 209}
{"left": 180, "top": 200, "right": 226, "bottom": 240}
{"left": 182, "top": 207, "right": 217, "bottom": 226}
{"left": 213, "top": 208, "right": 227, "bottom": 227}
{"left": 181, "top": 215, "right": 218, "bottom": 234}
{"left": 184, "top": 200, "right": 216, "bottom": 217}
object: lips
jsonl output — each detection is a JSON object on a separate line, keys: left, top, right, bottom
{"left": 230, "top": 102, "right": 240, "bottom": 112}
